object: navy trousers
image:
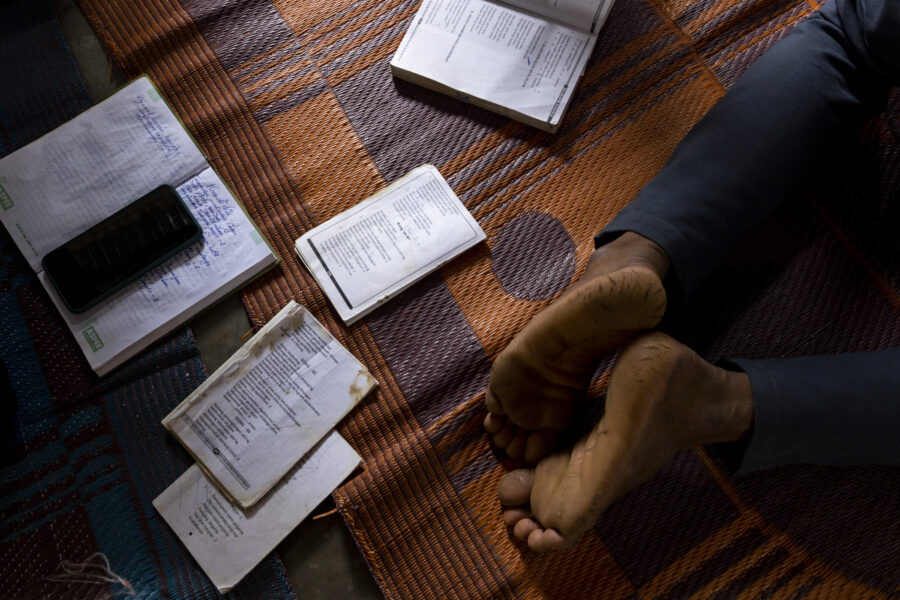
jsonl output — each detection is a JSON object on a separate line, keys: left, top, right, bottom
{"left": 597, "top": 0, "right": 900, "bottom": 472}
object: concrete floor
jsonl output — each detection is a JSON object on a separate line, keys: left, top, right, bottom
{"left": 52, "top": 1, "right": 383, "bottom": 597}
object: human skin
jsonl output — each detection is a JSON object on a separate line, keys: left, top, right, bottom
{"left": 485, "top": 232, "right": 754, "bottom": 551}
{"left": 496, "top": 330, "right": 754, "bottom": 551}
{"left": 484, "top": 231, "right": 669, "bottom": 464}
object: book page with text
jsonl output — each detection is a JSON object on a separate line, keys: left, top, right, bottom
{"left": 502, "top": 0, "right": 615, "bottom": 33}
{"left": 41, "top": 167, "right": 275, "bottom": 375}
{"left": 163, "top": 301, "right": 376, "bottom": 508}
{"left": 154, "top": 431, "right": 360, "bottom": 593}
{"left": 296, "top": 165, "right": 485, "bottom": 324}
{"left": 391, "top": 0, "right": 596, "bottom": 127}
{"left": 0, "top": 77, "right": 207, "bottom": 272}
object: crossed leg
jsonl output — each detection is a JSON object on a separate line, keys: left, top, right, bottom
{"left": 484, "top": 233, "right": 669, "bottom": 464}
{"left": 498, "top": 332, "right": 754, "bottom": 551}
{"left": 485, "top": 233, "right": 753, "bottom": 551}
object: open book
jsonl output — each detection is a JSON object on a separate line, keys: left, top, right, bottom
{"left": 295, "top": 165, "right": 485, "bottom": 324}
{"left": 390, "top": 0, "right": 616, "bottom": 133}
{"left": 154, "top": 430, "right": 361, "bottom": 593}
{"left": 162, "top": 301, "right": 377, "bottom": 508}
{"left": 0, "top": 77, "right": 278, "bottom": 376}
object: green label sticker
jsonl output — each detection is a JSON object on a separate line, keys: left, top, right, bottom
{"left": 148, "top": 88, "right": 162, "bottom": 102}
{"left": 250, "top": 230, "right": 264, "bottom": 245}
{"left": 82, "top": 326, "right": 104, "bottom": 352}
{"left": 0, "top": 184, "right": 12, "bottom": 210}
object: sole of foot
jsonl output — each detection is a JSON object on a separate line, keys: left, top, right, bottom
{"left": 498, "top": 331, "right": 753, "bottom": 551}
{"left": 485, "top": 236, "right": 669, "bottom": 464}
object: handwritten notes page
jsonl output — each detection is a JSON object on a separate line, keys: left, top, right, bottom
{"left": 0, "top": 77, "right": 277, "bottom": 375}
{"left": 154, "top": 430, "right": 361, "bottom": 593}
{"left": 295, "top": 165, "right": 485, "bottom": 324}
{"left": 40, "top": 167, "right": 274, "bottom": 375}
{"left": 163, "top": 300, "right": 377, "bottom": 508}
{"left": 0, "top": 77, "right": 206, "bottom": 271}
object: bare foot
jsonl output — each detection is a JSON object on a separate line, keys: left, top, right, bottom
{"left": 498, "top": 332, "right": 754, "bottom": 551}
{"left": 484, "top": 233, "right": 669, "bottom": 463}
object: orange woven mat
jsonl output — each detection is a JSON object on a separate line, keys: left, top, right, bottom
{"left": 76, "top": 0, "right": 900, "bottom": 597}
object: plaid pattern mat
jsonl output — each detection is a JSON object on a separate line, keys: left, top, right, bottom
{"left": 74, "top": 0, "right": 900, "bottom": 597}
{"left": 0, "top": 2, "right": 297, "bottom": 598}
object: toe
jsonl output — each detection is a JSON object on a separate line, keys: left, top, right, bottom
{"left": 505, "top": 429, "right": 528, "bottom": 459}
{"left": 513, "top": 518, "right": 539, "bottom": 541}
{"left": 493, "top": 420, "right": 516, "bottom": 448}
{"left": 498, "top": 468, "right": 534, "bottom": 506}
{"left": 484, "top": 387, "right": 504, "bottom": 415}
{"left": 528, "top": 528, "right": 569, "bottom": 552}
{"left": 483, "top": 412, "right": 505, "bottom": 434}
{"left": 502, "top": 507, "right": 531, "bottom": 527}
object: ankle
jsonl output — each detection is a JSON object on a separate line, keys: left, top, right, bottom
{"left": 724, "top": 370, "right": 754, "bottom": 442}
{"left": 592, "top": 232, "right": 670, "bottom": 283}
{"left": 703, "top": 368, "right": 755, "bottom": 445}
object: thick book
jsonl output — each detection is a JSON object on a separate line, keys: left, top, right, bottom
{"left": 390, "top": 0, "right": 616, "bottom": 133}
{"left": 0, "top": 77, "right": 279, "bottom": 376}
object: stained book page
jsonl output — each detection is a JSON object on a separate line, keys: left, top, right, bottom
{"left": 390, "top": 0, "right": 604, "bottom": 127}
{"left": 153, "top": 431, "right": 361, "bottom": 593}
{"left": 163, "top": 300, "right": 377, "bottom": 508}
{"left": 295, "top": 165, "right": 485, "bottom": 324}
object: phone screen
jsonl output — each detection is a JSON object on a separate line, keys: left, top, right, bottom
{"left": 42, "top": 185, "right": 202, "bottom": 313}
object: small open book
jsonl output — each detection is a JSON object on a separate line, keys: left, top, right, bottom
{"left": 295, "top": 165, "right": 485, "bottom": 324}
{"left": 155, "top": 300, "right": 374, "bottom": 592}
{"left": 162, "top": 300, "right": 377, "bottom": 509}
{"left": 391, "top": 0, "right": 617, "bottom": 133}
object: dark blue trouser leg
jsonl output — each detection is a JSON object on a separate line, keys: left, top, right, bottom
{"left": 594, "top": 0, "right": 900, "bottom": 471}
{"left": 720, "top": 351, "right": 900, "bottom": 472}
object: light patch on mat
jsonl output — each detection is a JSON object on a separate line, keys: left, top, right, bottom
{"left": 262, "top": 90, "right": 384, "bottom": 224}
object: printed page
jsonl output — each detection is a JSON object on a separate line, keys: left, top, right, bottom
{"left": 391, "top": 0, "right": 597, "bottom": 127}
{"left": 0, "top": 76, "right": 207, "bottom": 272}
{"left": 295, "top": 165, "right": 485, "bottom": 324}
{"left": 41, "top": 167, "right": 276, "bottom": 376}
{"left": 503, "top": 0, "right": 615, "bottom": 33}
{"left": 153, "top": 431, "right": 361, "bottom": 593}
{"left": 163, "top": 300, "right": 377, "bottom": 508}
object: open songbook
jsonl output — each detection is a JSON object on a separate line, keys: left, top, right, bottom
{"left": 155, "top": 301, "right": 375, "bottom": 592}
{"left": 391, "top": 0, "right": 617, "bottom": 132}
{"left": 0, "top": 77, "right": 278, "bottom": 376}
{"left": 295, "top": 165, "right": 485, "bottom": 324}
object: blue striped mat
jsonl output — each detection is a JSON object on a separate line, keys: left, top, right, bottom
{"left": 0, "top": 2, "right": 297, "bottom": 598}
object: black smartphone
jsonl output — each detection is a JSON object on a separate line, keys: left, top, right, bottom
{"left": 42, "top": 185, "right": 202, "bottom": 313}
